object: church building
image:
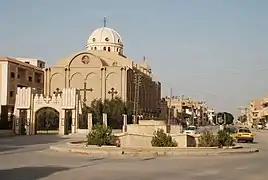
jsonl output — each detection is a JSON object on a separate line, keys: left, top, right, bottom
{"left": 44, "top": 24, "right": 162, "bottom": 118}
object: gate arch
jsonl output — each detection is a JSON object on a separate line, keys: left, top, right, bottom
{"left": 35, "top": 107, "right": 59, "bottom": 134}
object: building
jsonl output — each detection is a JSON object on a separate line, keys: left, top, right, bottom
{"left": 246, "top": 98, "right": 268, "bottom": 126}
{"left": 0, "top": 57, "right": 45, "bottom": 129}
{"left": 163, "top": 96, "right": 209, "bottom": 126}
{"left": 207, "top": 109, "right": 216, "bottom": 125}
{"left": 43, "top": 24, "right": 161, "bottom": 118}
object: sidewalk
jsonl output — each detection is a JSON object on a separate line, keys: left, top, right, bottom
{"left": 0, "top": 130, "right": 15, "bottom": 138}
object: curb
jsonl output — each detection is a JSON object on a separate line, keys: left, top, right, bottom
{"left": 50, "top": 145, "right": 259, "bottom": 157}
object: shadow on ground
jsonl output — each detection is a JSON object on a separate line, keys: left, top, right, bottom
{"left": 0, "top": 166, "right": 69, "bottom": 180}
{"left": 0, "top": 135, "right": 70, "bottom": 153}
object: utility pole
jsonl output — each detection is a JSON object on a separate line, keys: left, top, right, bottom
{"left": 133, "top": 68, "right": 141, "bottom": 124}
{"left": 191, "top": 105, "right": 195, "bottom": 126}
{"left": 167, "top": 88, "right": 172, "bottom": 125}
{"left": 180, "top": 95, "right": 184, "bottom": 125}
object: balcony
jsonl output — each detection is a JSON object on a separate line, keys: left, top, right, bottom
{"left": 260, "top": 108, "right": 268, "bottom": 117}
{"left": 261, "top": 98, "right": 268, "bottom": 106}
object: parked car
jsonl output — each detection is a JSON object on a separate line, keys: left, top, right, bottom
{"left": 257, "top": 122, "right": 263, "bottom": 129}
{"left": 183, "top": 125, "right": 197, "bottom": 135}
{"left": 231, "top": 127, "right": 254, "bottom": 143}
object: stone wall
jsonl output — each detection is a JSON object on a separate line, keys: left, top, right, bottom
{"left": 118, "top": 133, "right": 196, "bottom": 148}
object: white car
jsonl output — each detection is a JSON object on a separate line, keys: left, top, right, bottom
{"left": 257, "top": 122, "right": 263, "bottom": 129}
{"left": 183, "top": 126, "right": 197, "bottom": 135}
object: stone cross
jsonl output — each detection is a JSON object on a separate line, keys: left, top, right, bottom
{"left": 122, "top": 114, "right": 127, "bottom": 132}
{"left": 88, "top": 113, "right": 93, "bottom": 130}
{"left": 53, "top": 88, "right": 62, "bottom": 96}
{"left": 108, "top": 88, "right": 118, "bottom": 99}
{"left": 103, "top": 113, "right": 108, "bottom": 126}
{"left": 80, "top": 82, "right": 93, "bottom": 105}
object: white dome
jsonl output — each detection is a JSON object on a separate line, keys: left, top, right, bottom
{"left": 86, "top": 27, "right": 124, "bottom": 54}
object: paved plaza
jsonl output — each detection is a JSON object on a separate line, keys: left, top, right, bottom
{"left": 0, "top": 130, "right": 268, "bottom": 180}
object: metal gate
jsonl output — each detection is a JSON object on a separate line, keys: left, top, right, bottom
{"left": 35, "top": 107, "right": 59, "bottom": 134}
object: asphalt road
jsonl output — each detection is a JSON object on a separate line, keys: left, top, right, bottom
{"left": 0, "top": 130, "right": 267, "bottom": 180}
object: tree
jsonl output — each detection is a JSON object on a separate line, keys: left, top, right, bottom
{"left": 238, "top": 114, "right": 247, "bottom": 123}
{"left": 88, "top": 97, "right": 134, "bottom": 129}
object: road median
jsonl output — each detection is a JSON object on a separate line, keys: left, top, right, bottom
{"left": 50, "top": 143, "right": 259, "bottom": 157}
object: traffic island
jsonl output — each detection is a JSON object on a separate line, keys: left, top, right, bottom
{"left": 49, "top": 141, "right": 259, "bottom": 157}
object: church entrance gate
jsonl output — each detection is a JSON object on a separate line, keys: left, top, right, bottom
{"left": 35, "top": 107, "right": 59, "bottom": 134}
{"left": 13, "top": 87, "right": 82, "bottom": 136}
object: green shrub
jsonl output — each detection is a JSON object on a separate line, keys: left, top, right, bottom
{"left": 198, "top": 131, "right": 218, "bottom": 147}
{"left": 217, "top": 130, "right": 234, "bottom": 147}
{"left": 151, "top": 129, "right": 178, "bottom": 147}
{"left": 86, "top": 123, "right": 113, "bottom": 146}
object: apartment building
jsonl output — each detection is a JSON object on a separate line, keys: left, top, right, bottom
{"left": 0, "top": 57, "right": 45, "bottom": 129}
{"left": 246, "top": 99, "right": 262, "bottom": 126}
{"left": 164, "top": 96, "right": 209, "bottom": 126}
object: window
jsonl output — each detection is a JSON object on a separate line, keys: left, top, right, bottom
{"left": 105, "top": 37, "right": 109, "bottom": 41}
{"left": 108, "top": 47, "right": 111, "bottom": 52}
{"left": 36, "top": 78, "right": 41, "bottom": 83}
{"left": 28, "top": 76, "right": 32, "bottom": 82}
{"left": 10, "top": 72, "right": 15, "bottom": 78}
{"left": 103, "top": 47, "right": 106, "bottom": 51}
{"left": 117, "top": 48, "right": 119, "bottom": 52}
{"left": 25, "top": 61, "right": 30, "bottom": 64}
{"left": 39, "top": 63, "right": 44, "bottom": 68}
{"left": 238, "top": 128, "right": 251, "bottom": 133}
{"left": 112, "top": 62, "right": 117, "bottom": 66}
{"left": 92, "top": 38, "right": 96, "bottom": 42}
{"left": 9, "top": 91, "right": 14, "bottom": 97}
{"left": 17, "top": 74, "right": 20, "bottom": 79}
{"left": 94, "top": 47, "right": 97, "bottom": 50}
{"left": 118, "top": 39, "right": 120, "bottom": 43}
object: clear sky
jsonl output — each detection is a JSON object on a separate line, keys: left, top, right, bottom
{"left": 1, "top": 0, "right": 268, "bottom": 114}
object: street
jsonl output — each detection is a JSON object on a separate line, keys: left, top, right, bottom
{"left": 0, "top": 130, "right": 267, "bottom": 180}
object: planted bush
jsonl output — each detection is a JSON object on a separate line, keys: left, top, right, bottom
{"left": 198, "top": 130, "right": 235, "bottom": 147}
{"left": 86, "top": 123, "right": 113, "bottom": 146}
{"left": 151, "top": 129, "right": 178, "bottom": 147}
{"left": 198, "top": 131, "right": 218, "bottom": 147}
{"left": 217, "top": 130, "right": 234, "bottom": 147}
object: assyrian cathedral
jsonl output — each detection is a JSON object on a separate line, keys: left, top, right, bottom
{"left": 44, "top": 22, "right": 161, "bottom": 117}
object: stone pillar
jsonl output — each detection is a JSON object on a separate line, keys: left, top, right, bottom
{"left": 88, "top": 113, "right": 93, "bottom": 130}
{"left": 15, "top": 113, "right": 20, "bottom": 135}
{"left": 26, "top": 109, "right": 31, "bottom": 135}
{"left": 31, "top": 112, "right": 36, "bottom": 135}
{"left": 103, "top": 113, "right": 107, "bottom": 126}
{"left": 120, "top": 68, "right": 127, "bottom": 102}
{"left": 122, "top": 114, "right": 127, "bottom": 132}
{"left": 59, "top": 109, "right": 65, "bottom": 135}
{"left": 101, "top": 68, "right": 106, "bottom": 102}
{"left": 71, "top": 109, "right": 76, "bottom": 134}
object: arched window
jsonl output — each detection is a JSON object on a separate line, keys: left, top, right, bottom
{"left": 108, "top": 47, "right": 111, "bottom": 52}
{"left": 103, "top": 47, "right": 106, "bottom": 51}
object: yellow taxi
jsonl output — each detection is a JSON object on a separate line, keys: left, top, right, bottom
{"left": 231, "top": 127, "right": 254, "bottom": 143}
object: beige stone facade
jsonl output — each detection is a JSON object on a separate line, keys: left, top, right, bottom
{"left": 247, "top": 99, "right": 262, "bottom": 126}
{"left": 44, "top": 26, "right": 161, "bottom": 118}
{"left": 0, "top": 57, "right": 45, "bottom": 129}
